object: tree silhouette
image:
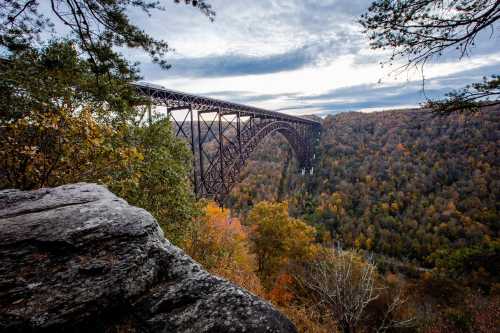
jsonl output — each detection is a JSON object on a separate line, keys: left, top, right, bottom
{"left": 360, "top": 0, "right": 499, "bottom": 112}
{"left": 1, "top": 0, "right": 215, "bottom": 75}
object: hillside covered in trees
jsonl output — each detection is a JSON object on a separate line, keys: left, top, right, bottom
{"left": 304, "top": 107, "right": 499, "bottom": 265}
{"left": 232, "top": 106, "right": 499, "bottom": 271}
{"left": 221, "top": 106, "right": 500, "bottom": 332}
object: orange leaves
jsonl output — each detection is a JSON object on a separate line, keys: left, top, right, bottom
{"left": 203, "top": 202, "right": 248, "bottom": 251}
{"left": 182, "top": 202, "right": 263, "bottom": 294}
{"left": 268, "top": 273, "right": 295, "bottom": 305}
{"left": 181, "top": 201, "right": 343, "bottom": 332}
{"left": 267, "top": 273, "right": 295, "bottom": 306}
{"left": 395, "top": 143, "right": 408, "bottom": 153}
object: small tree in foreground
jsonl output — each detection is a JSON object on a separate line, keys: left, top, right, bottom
{"left": 295, "top": 249, "right": 414, "bottom": 333}
{"left": 0, "top": 40, "right": 198, "bottom": 243}
{"left": 296, "top": 249, "right": 378, "bottom": 333}
{"left": 246, "top": 201, "right": 317, "bottom": 288}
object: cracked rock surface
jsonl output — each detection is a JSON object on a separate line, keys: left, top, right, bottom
{"left": 0, "top": 183, "right": 296, "bottom": 333}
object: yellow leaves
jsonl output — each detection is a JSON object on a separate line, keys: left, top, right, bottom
{"left": 184, "top": 201, "right": 257, "bottom": 279}
{"left": 205, "top": 202, "right": 228, "bottom": 222}
{"left": 204, "top": 201, "right": 248, "bottom": 243}
{"left": 316, "top": 192, "right": 346, "bottom": 216}
{"left": 286, "top": 218, "right": 317, "bottom": 259}
{"left": 247, "top": 201, "right": 317, "bottom": 286}
{"left": 354, "top": 238, "right": 361, "bottom": 249}
{"left": 366, "top": 237, "right": 374, "bottom": 250}
{"left": 0, "top": 101, "right": 144, "bottom": 190}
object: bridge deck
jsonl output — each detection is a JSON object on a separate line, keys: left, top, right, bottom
{"left": 133, "top": 82, "right": 320, "bottom": 126}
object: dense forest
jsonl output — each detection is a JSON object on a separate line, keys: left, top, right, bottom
{"left": 232, "top": 106, "right": 499, "bottom": 268}
{"left": 222, "top": 105, "right": 500, "bottom": 332}
{"left": 305, "top": 107, "right": 498, "bottom": 263}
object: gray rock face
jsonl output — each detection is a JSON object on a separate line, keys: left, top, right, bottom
{"left": 0, "top": 183, "right": 296, "bottom": 333}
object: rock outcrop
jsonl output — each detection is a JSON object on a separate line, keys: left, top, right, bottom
{"left": 0, "top": 183, "right": 296, "bottom": 333}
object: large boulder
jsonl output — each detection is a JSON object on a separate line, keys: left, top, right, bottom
{"left": 0, "top": 183, "right": 296, "bottom": 333}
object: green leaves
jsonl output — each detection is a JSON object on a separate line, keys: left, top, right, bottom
{"left": 1, "top": 40, "right": 198, "bottom": 241}
{"left": 1, "top": 0, "right": 215, "bottom": 78}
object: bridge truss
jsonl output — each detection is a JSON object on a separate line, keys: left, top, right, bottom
{"left": 134, "top": 83, "right": 321, "bottom": 205}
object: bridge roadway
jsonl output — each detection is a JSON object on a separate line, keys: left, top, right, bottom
{"left": 133, "top": 82, "right": 321, "bottom": 205}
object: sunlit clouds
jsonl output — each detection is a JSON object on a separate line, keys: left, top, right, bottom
{"left": 128, "top": 0, "right": 500, "bottom": 115}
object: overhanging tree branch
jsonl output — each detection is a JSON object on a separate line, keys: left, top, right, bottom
{"left": 1, "top": 0, "right": 215, "bottom": 76}
{"left": 360, "top": 0, "right": 499, "bottom": 113}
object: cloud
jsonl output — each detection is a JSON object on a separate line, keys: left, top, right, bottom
{"left": 139, "top": 34, "right": 363, "bottom": 79}
{"left": 199, "top": 90, "right": 300, "bottom": 104}
{"left": 140, "top": 47, "right": 314, "bottom": 79}
{"left": 127, "top": 0, "right": 499, "bottom": 115}
{"left": 133, "top": 0, "right": 371, "bottom": 79}
{"left": 275, "top": 62, "right": 500, "bottom": 115}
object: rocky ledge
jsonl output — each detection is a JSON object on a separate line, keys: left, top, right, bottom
{"left": 0, "top": 183, "right": 296, "bottom": 333}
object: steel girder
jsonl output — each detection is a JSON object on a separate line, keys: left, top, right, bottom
{"left": 133, "top": 83, "right": 321, "bottom": 205}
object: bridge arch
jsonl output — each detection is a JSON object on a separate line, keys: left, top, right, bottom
{"left": 203, "top": 120, "right": 312, "bottom": 201}
{"left": 134, "top": 83, "right": 321, "bottom": 205}
{"left": 236, "top": 121, "right": 309, "bottom": 170}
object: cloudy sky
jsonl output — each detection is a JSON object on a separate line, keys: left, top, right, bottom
{"left": 127, "top": 0, "right": 499, "bottom": 116}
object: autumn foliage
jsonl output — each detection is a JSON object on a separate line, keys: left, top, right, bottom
{"left": 0, "top": 41, "right": 197, "bottom": 243}
{"left": 182, "top": 202, "right": 264, "bottom": 296}
{"left": 247, "top": 202, "right": 317, "bottom": 285}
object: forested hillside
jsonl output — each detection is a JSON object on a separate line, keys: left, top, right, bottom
{"left": 305, "top": 106, "right": 499, "bottom": 263}
{"left": 229, "top": 105, "right": 499, "bottom": 280}
{"left": 221, "top": 106, "right": 500, "bottom": 332}
{"left": 227, "top": 134, "right": 297, "bottom": 212}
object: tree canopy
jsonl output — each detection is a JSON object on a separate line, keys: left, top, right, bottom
{"left": 0, "top": 40, "right": 198, "bottom": 242}
{"left": 1, "top": 0, "right": 215, "bottom": 75}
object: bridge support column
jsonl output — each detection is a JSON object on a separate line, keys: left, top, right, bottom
{"left": 218, "top": 109, "right": 224, "bottom": 200}
{"left": 189, "top": 106, "right": 197, "bottom": 195}
{"left": 238, "top": 113, "right": 243, "bottom": 170}
{"left": 197, "top": 110, "right": 205, "bottom": 197}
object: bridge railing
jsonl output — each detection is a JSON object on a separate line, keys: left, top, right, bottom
{"left": 132, "top": 83, "right": 320, "bottom": 126}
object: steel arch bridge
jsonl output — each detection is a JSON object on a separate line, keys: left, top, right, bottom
{"left": 134, "top": 83, "right": 321, "bottom": 205}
